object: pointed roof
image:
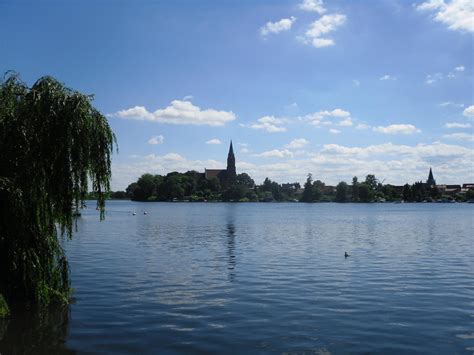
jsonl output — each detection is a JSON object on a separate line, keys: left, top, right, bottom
{"left": 427, "top": 167, "right": 436, "bottom": 185}
{"left": 228, "top": 140, "right": 234, "bottom": 156}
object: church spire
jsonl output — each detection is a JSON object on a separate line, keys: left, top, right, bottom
{"left": 226, "top": 140, "right": 236, "bottom": 185}
{"left": 426, "top": 167, "right": 436, "bottom": 186}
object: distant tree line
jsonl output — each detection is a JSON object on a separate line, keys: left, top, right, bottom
{"left": 105, "top": 171, "right": 474, "bottom": 203}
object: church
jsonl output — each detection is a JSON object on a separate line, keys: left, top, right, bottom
{"left": 204, "top": 141, "right": 237, "bottom": 187}
{"left": 426, "top": 167, "right": 436, "bottom": 187}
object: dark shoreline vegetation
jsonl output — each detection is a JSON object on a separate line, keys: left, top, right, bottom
{"left": 0, "top": 73, "right": 115, "bottom": 313}
{"left": 98, "top": 172, "right": 474, "bottom": 203}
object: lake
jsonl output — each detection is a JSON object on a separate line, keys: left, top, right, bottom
{"left": 1, "top": 201, "right": 473, "bottom": 354}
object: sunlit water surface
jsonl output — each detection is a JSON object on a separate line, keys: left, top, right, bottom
{"left": 1, "top": 201, "right": 473, "bottom": 354}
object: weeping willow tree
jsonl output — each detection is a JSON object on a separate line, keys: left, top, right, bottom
{"left": 0, "top": 72, "right": 116, "bottom": 307}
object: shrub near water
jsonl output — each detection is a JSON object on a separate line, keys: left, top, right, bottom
{"left": 0, "top": 73, "right": 115, "bottom": 307}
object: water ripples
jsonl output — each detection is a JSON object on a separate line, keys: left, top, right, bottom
{"left": 1, "top": 202, "right": 473, "bottom": 354}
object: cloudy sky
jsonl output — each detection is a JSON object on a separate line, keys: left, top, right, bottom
{"left": 1, "top": 0, "right": 473, "bottom": 189}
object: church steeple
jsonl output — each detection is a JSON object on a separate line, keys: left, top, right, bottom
{"left": 226, "top": 140, "right": 236, "bottom": 184}
{"left": 426, "top": 167, "right": 436, "bottom": 186}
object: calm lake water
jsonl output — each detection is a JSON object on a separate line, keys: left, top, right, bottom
{"left": 1, "top": 201, "right": 473, "bottom": 354}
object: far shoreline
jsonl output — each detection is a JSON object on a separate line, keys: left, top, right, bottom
{"left": 86, "top": 199, "right": 474, "bottom": 204}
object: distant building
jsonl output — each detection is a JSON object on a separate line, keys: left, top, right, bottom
{"left": 282, "top": 183, "right": 300, "bottom": 190}
{"left": 426, "top": 167, "right": 436, "bottom": 187}
{"left": 204, "top": 141, "right": 237, "bottom": 187}
{"left": 436, "top": 184, "right": 461, "bottom": 196}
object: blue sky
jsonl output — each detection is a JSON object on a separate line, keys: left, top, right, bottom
{"left": 1, "top": 0, "right": 473, "bottom": 189}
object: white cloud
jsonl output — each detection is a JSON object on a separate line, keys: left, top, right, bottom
{"left": 356, "top": 123, "right": 371, "bottom": 130}
{"left": 182, "top": 95, "right": 193, "bottom": 101}
{"left": 426, "top": 72, "right": 444, "bottom": 84}
{"left": 261, "top": 17, "right": 296, "bottom": 36}
{"left": 443, "top": 133, "right": 474, "bottom": 141}
{"left": 148, "top": 135, "right": 164, "bottom": 145}
{"left": 444, "top": 122, "right": 472, "bottom": 128}
{"left": 379, "top": 74, "right": 397, "bottom": 81}
{"left": 416, "top": 0, "right": 474, "bottom": 33}
{"left": 248, "top": 142, "right": 473, "bottom": 186}
{"left": 162, "top": 153, "right": 186, "bottom": 161}
{"left": 111, "top": 142, "right": 474, "bottom": 190}
{"left": 237, "top": 143, "right": 250, "bottom": 153}
{"left": 338, "top": 118, "right": 353, "bottom": 126}
{"left": 206, "top": 138, "right": 222, "bottom": 145}
{"left": 439, "top": 101, "right": 464, "bottom": 108}
{"left": 306, "top": 14, "right": 346, "bottom": 38}
{"left": 285, "top": 138, "right": 310, "bottom": 149}
{"left": 328, "top": 108, "right": 350, "bottom": 117}
{"left": 312, "top": 38, "right": 335, "bottom": 48}
{"left": 373, "top": 124, "right": 421, "bottom": 134}
{"left": 329, "top": 128, "right": 341, "bottom": 134}
{"left": 305, "top": 108, "right": 351, "bottom": 126}
{"left": 256, "top": 149, "right": 293, "bottom": 158}
{"left": 112, "top": 100, "right": 236, "bottom": 126}
{"left": 426, "top": 65, "right": 466, "bottom": 84}
{"left": 247, "top": 116, "right": 288, "bottom": 133}
{"left": 321, "top": 142, "right": 471, "bottom": 158}
{"left": 301, "top": 13, "right": 346, "bottom": 48}
{"left": 463, "top": 105, "right": 474, "bottom": 118}
{"left": 299, "top": 0, "right": 326, "bottom": 14}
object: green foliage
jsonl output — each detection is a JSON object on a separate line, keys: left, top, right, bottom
{"left": 0, "top": 294, "right": 9, "bottom": 317}
{"left": 466, "top": 189, "right": 474, "bottom": 200}
{"left": 110, "top": 190, "right": 127, "bottom": 199}
{"left": 409, "top": 181, "right": 427, "bottom": 202}
{"left": 358, "top": 183, "right": 372, "bottom": 202}
{"left": 222, "top": 184, "right": 246, "bottom": 201}
{"left": 365, "top": 174, "right": 378, "bottom": 190}
{"left": 0, "top": 73, "right": 115, "bottom": 306}
{"left": 126, "top": 170, "right": 459, "bottom": 204}
{"left": 300, "top": 174, "right": 315, "bottom": 202}
{"left": 236, "top": 173, "right": 255, "bottom": 188}
{"left": 300, "top": 175, "right": 325, "bottom": 202}
{"left": 335, "top": 181, "right": 349, "bottom": 202}
{"left": 351, "top": 176, "right": 359, "bottom": 202}
{"left": 260, "top": 177, "right": 285, "bottom": 201}
{"left": 403, "top": 184, "right": 412, "bottom": 202}
{"left": 429, "top": 185, "right": 441, "bottom": 200}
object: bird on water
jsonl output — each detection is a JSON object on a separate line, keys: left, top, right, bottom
{"left": 345, "top": 252, "right": 350, "bottom": 258}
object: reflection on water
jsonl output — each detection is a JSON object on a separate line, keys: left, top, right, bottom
{"left": 226, "top": 206, "right": 236, "bottom": 281}
{"left": 1, "top": 201, "right": 473, "bottom": 353}
{"left": 0, "top": 305, "right": 74, "bottom": 354}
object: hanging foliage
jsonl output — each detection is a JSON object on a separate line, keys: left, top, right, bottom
{"left": 0, "top": 72, "right": 116, "bottom": 306}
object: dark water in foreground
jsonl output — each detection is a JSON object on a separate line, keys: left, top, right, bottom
{"left": 1, "top": 201, "right": 473, "bottom": 354}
